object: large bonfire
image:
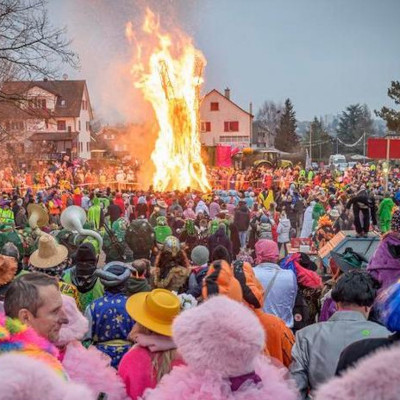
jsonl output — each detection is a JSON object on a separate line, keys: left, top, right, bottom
{"left": 126, "top": 9, "right": 210, "bottom": 192}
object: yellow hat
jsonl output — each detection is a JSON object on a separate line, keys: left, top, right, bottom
{"left": 125, "top": 289, "right": 180, "bottom": 337}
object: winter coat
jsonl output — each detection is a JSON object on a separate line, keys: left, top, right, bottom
{"left": 234, "top": 206, "right": 250, "bottom": 231}
{"left": 336, "top": 331, "right": 400, "bottom": 375}
{"left": 209, "top": 201, "right": 221, "bottom": 219}
{"left": 107, "top": 203, "right": 123, "bottom": 224}
{"left": 367, "top": 232, "right": 400, "bottom": 291}
{"left": 300, "top": 204, "right": 314, "bottom": 238}
{"left": 315, "top": 344, "right": 400, "bottom": 400}
{"left": 258, "top": 222, "right": 273, "bottom": 240}
{"left": 290, "top": 310, "right": 390, "bottom": 399}
{"left": 119, "top": 346, "right": 183, "bottom": 400}
{"left": 346, "top": 191, "right": 377, "bottom": 225}
{"left": 208, "top": 226, "right": 233, "bottom": 258}
{"left": 253, "top": 262, "right": 298, "bottom": 328}
{"left": 277, "top": 218, "right": 291, "bottom": 243}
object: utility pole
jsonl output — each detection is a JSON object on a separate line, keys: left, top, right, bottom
{"left": 309, "top": 123, "right": 312, "bottom": 164}
{"left": 363, "top": 132, "right": 366, "bottom": 164}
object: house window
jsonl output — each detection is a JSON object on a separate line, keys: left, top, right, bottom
{"left": 67, "top": 126, "right": 72, "bottom": 133}
{"left": 81, "top": 100, "right": 87, "bottom": 110}
{"left": 78, "top": 120, "right": 81, "bottom": 131}
{"left": 200, "top": 121, "right": 211, "bottom": 132}
{"left": 57, "top": 120, "right": 66, "bottom": 131}
{"left": 224, "top": 121, "right": 239, "bottom": 132}
{"left": 210, "top": 102, "right": 219, "bottom": 111}
{"left": 220, "top": 135, "right": 249, "bottom": 143}
{"left": 4, "top": 121, "right": 24, "bottom": 131}
{"left": 29, "top": 98, "right": 47, "bottom": 109}
{"left": 86, "top": 121, "right": 90, "bottom": 131}
{"left": 60, "top": 99, "right": 66, "bottom": 107}
{"left": 86, "top": 142, "right": 90, "bottom": 152}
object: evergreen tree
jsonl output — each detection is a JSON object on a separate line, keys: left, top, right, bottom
{"left": 275, "top": 98, "right": 299, "bottom": 152}
{"left": 375, "top": 81, "right": 400, "bottom": 133}
{"left": 336, "top": 104, "right": 374, "bottom": 154}
{"left": 302, "top": 117, "right": 332, "bottom": 161}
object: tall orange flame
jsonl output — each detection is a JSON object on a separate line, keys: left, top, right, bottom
{"left": 127, "top": 9, "right": 210, "bottom": 192}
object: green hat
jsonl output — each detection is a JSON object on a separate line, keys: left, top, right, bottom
{"left": 331, "top": 247, "right": 368, "bottom": 272}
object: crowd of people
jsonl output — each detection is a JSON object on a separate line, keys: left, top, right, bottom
{"left": 1, "top": 160, "right": 400, "bottom": 399}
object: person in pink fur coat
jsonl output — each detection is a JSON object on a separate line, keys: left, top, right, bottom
{"left": 142, "top": 296, "right": 298, "bottom": 400}
{"left": 56, "top": 295, "right": 129, "bottom": 400}
{"left": 0, "top": 353, "right": 95, "bottom": 400}
{"left": 314, "top": 344, "right": 400, "bottom": 400}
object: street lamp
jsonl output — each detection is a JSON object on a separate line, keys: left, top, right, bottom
{"left": 383, "top": 161, "right": 390, "bottom": 192}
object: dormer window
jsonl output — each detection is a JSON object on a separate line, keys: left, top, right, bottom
{"left": 29, "top": 98, "right": 46, "bottom": 109}
{"left": 61, "top": 100, "right": 66, "bottom": 106}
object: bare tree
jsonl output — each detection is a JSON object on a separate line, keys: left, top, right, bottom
{"left": 0, "top": 0, "right": 79, "bottom": 85}
{"left": 0, "top": 0, "right": 79, "bottom": 143}
{"left": 255, "top": 100, "right": 283, "bottom": 147}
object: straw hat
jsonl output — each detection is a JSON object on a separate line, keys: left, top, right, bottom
{"left": 125, "top": 289, "right": 180, "bottom": 336}
{"left": 157, "top": 200, "right": 168, "bottom": 209}
{"left": 0, "top": 255, "right": 17, "bottom": 286}
{"left": 29, "top": 235, "right": 68, "bottom": 269}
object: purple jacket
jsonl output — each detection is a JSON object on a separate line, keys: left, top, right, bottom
{"left": 367, "top": 232, "right": 400, "bottom": 291}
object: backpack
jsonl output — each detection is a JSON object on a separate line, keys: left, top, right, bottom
{"left": 125, "top": 219, "right": 155, "bottom": 258}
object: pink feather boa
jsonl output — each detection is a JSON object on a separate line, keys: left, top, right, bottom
{"left": 62, "top": 341, "right": 129, "bottom": 400}
{"left": 142, "top": 355, "right": 298, "bottom": 400}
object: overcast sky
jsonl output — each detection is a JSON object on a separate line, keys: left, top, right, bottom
{"left": 49, "top": 0, "right": 400, "bottom": 123}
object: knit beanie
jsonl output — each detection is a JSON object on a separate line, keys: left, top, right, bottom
{"left": 74, "top": 243, "right": 97, "bottom": 276}
{"left": 191, "top": 246, "right": 209, "bottom": 266}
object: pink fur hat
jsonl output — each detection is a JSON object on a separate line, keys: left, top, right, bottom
{"left": 0, "top": 353, "right": 95, "bottom": 400}
{"left": 56, "top": 295, "right": 89, "bottom": 347}
{"left": 172, "top": 295, "right": 265, "bottom": 377}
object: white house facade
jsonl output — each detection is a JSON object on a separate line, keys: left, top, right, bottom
{"left": 199, "top": 89, "right": 253, "bottom": 148}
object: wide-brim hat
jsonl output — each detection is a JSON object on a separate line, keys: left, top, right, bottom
{"left": 125, "top": 289, "right": 180, "bottom": 337}
{"left": 330, "top": 248, "right": 368, "bottom": 273}
{"left": 29, "top": 234, "right": 68, "bottom": 269}
{"left": 27, "top": 204, "right": 49, "bottom": 229}
{"left": 0, "top": 255, "right": 18, "bottom": 286}
{"left": 157, "top": 200, "right": 168, "bottom": 209}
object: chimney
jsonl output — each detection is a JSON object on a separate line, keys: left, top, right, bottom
{"left": 43, "top": 77, "right": 48, "bottom": 82}
{"left": 249, "top": 102, "right": 253, "bottom": 115}
{"left": 224, "top": 87, "right": 230, "bottom": 100}
{"left": 62, "top": 73, "right": 68, "bottom": 81}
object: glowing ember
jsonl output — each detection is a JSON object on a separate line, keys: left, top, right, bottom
{"left": 127, "top": 9, "right": 210, "bottom": 192}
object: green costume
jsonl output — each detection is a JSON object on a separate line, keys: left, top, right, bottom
{"left": 88, "top": 197, "right": 101, "bottom": 230}
{"left": 63, "top": 269, "right": 104, "bottom": 312}
{"left": 312, "top": 202, "right": 325, "bottom": 231}
{"left": 154, "top": 216, "right": 172, "bottom": 244}
{"left": 0, "top": 208, "right": 14, "bottom": 226}
{"left": 378, "top": 197, "right": 395, "bottom": 233}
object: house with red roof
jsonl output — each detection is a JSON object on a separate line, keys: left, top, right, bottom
{"left": 199, "top": 88, "right": 253, "bottom": 149}
{"left": 0, "top": 78, "right": 94, "bottom": 161}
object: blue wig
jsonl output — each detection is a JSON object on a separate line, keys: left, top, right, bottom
{"left": 378, "top": 280, "right": 400, "bottom": 332}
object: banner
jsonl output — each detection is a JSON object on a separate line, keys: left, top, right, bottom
{"left": 368, "top": 138, "right": 400, "bottom": 159}
{"left": 216, "top": 145, "right": 232, "bottom": 167}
